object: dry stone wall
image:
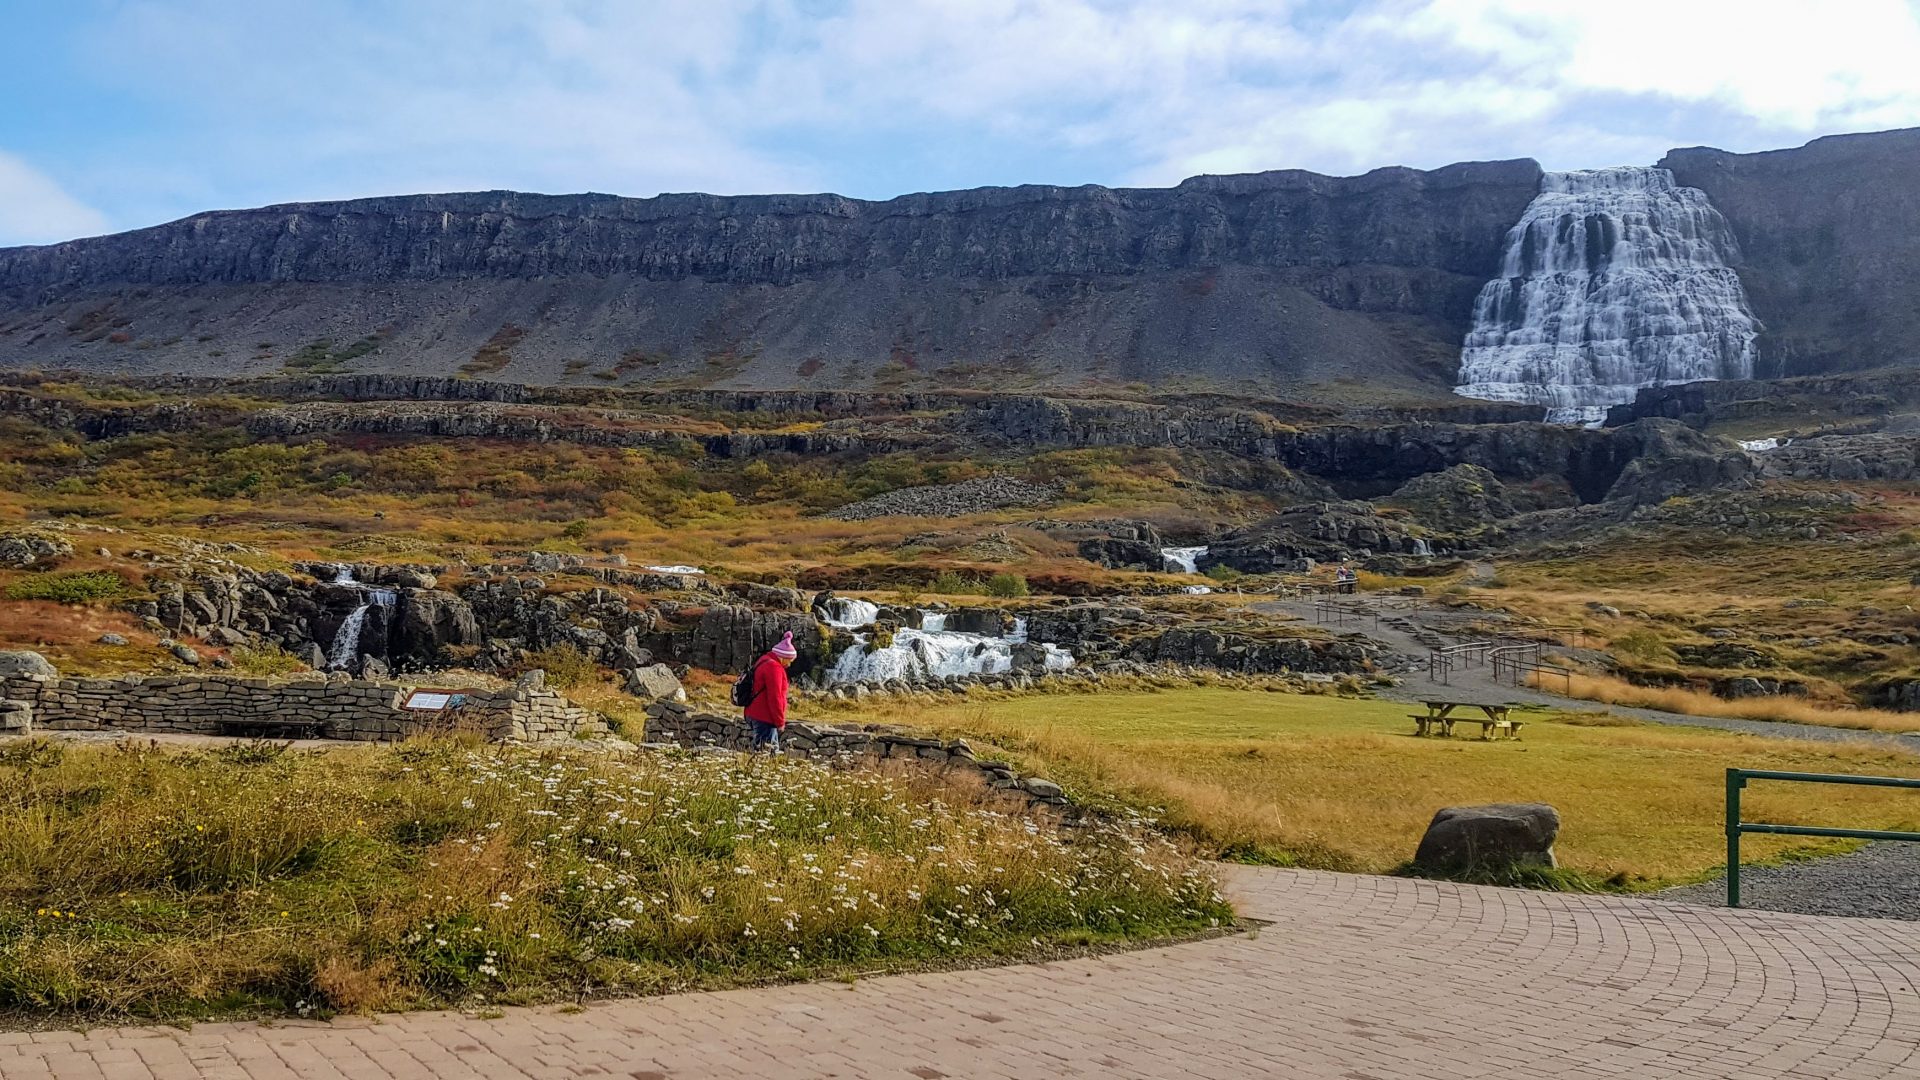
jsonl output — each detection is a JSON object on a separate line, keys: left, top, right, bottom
{"left": 0, "top": 668, "right": 606, "bottom": 743}
{"left": 643, "top": 700, "right": 1071, "bottom": 811}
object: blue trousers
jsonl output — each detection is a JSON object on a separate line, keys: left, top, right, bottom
{"left": 750, "top": 720, "right": 781, "bottom": 753}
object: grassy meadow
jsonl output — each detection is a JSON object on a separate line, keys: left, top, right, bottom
{"left": 0, "top": 738, "right": 1227, "bottom": 1022}
{"left": 843, "top": 687, "right": 1920, "bottom": 887}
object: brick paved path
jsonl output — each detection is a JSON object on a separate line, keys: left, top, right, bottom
{"left": 5, "top": 867, "right": 1917, "bottom": 1079}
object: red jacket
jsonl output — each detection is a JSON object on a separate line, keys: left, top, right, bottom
{"left": 743, "top": 653, "right": 790, "bottom": 727}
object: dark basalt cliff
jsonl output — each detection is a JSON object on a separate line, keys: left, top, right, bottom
{"left": 1661, "top": 127, "right": 1920, "bottom": 376}
{"left": 0, "top": 161, "right": 1542, "bottom": 394}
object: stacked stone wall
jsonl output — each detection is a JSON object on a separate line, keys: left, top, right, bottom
{"left": 0, "top": 671, "right": 605, "bottom": 743}
{"left": 643, "top": 700, "right": 1070, "bottom": 811}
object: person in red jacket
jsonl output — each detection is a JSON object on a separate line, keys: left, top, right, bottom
{"left": 744, "top": 631, "right": 796, "bottom": 753}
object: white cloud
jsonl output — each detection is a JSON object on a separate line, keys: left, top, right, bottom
{"left": 0, "top": 153, "right": 110, "bottom": 246}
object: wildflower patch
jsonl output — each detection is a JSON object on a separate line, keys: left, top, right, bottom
{"left": 0, "top": 739, "right": 1230, "bottom": 1021}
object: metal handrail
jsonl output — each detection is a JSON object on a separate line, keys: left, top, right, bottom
{"left": 1725, "top": 768, "right": 1920, "bottom": 907}
{"left": 1506, "top": 659, "right": 1574, "bottom": 693}
{"left": 1427, "top": 641, "right": 1493, "bottom": 685}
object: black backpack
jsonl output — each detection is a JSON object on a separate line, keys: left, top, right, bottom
{"left": 730, "top": 664, "right": 757, "bottom": 708}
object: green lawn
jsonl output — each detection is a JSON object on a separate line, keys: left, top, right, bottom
{"left": 870, "top": 688, "right": 1920, "bottom": 887}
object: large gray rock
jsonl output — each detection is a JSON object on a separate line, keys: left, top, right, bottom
{"left": 624, "top": 663, "right": 685, "bottom": 702}
{"left": 392, "top": 589, "right": 481, "bottom": 663}
{"left": 0, "top": 650, "right": 57, "bottom": 678}
{"left": 1413, "top": 803, "right": 1560, "bottom": 875}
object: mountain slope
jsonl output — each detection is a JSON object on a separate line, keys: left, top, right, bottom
{"left": 0, "top": 162, "right": 1542, "bottom": 396}
{"left": 1661, "top": 127, "right": 1920, "bottom": 376}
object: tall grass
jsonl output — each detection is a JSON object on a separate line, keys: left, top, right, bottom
{"left": 1540, "top": 671, "right": 1920, "bottom": 734}
{"left": 869, "top": 688, "right": 1920, "bottom": 884}
{"left": 0, "top": 740, "right": 1226, "bottom": 1021}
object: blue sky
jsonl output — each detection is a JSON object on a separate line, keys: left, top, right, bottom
{"left": 4, "top": 0, "right": 1920, "bottom": 246}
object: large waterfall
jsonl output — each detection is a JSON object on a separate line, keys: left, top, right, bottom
{"left": 1454, "top": 166, "right": 1759, "bottom": 424}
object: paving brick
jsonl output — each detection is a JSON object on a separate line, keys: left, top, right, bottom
{"left": 14, "top": 867, "right": 1920, "bottom": 1079}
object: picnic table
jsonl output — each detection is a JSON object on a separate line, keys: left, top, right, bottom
{"left": 1409, "top": 700, "right": 1523, "bottom": 740}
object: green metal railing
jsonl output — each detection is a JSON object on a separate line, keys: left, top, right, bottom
{"left": 1725, "top": 768, "right": 1920, "bottom": 907}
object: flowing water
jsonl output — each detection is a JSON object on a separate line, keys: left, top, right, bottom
{"left": 825, "top": 613, "right": 1072, "bottom": 685}
{"left": 326, "top": 587, "right": 397, "bottom": 670}
{"left": 820, "top": 597, "right": 881, "bottom": 629}
{"left": 1161, "top": 546, "right": 1209, "bottom": 574}
{"left": 1455, "top": 166, "right": 1758, "bottom": 424}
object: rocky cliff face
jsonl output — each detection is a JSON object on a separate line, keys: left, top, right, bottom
{"left": 1660, "top": 128, "right": 1920, "bottom": 376}
{"left": 0, "top": 162, "right": 1542, "bottom": 394}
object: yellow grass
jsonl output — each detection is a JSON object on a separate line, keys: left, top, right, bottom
{"left": 1545, "top": 671, "right": 1920, "bottom": 735}
{"left": 855, "top": 687, "right": 1920, "bottom": 887}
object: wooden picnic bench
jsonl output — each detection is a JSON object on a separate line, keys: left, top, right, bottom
{"left": 214, "top": 718, "right": 328, "bottom": 740}
{"left": 1408, "top": 700, "right": 1523, "bottom": 740}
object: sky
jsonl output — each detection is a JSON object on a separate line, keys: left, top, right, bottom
{"left": 3, "top": 0, "right": 1919, "bottom": 246}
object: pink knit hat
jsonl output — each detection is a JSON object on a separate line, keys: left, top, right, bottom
{"left": 771, "top": 631, "right": 798, "bottom": 659}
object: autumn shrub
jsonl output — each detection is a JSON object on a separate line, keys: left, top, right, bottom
{"left": 4, "top": 571, "right": 128, "bottom": 604}
{"left": 519, "top": 643, "right": 601, "bottom": 690}
{"left": 984, "top": 572, "right": 1029, "bottom": 599}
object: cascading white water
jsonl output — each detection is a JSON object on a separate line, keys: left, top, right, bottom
{"left": 820, "top": 597, "right": 880, "bottom": 629}
{"left": 326, "top": 588, "right": 396, "bottom": 670}
{"left": 921, "top": 612, "right": 948, "bottom": 632}
{"left": 1455, "top": 166, "right": 1759, "bottom": 425}
{"left": 1161, "top": 546, "right": 1208, "bottom": 574}
{"left": 1411, "top": 538, "right": 1433, "bottom": 558}
{"left": 826, "top": 612, "right": 1072, "bottom": 685}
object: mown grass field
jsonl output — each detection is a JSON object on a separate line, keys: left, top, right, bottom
{"left": 0, "top": 738, "right": 1227, "bottom": 1023}
{"left": 863, "top": 688, "right": 1920, "bottom": 887}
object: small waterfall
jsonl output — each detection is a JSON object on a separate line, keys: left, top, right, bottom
{"left": 1161, "top": 546, "right": 1208, "bottom": 574}
{"left": 920, "top": 612, "right": 948, "bottom": 632}
{"left": 1182, "top": 585, "right": 1213, "bottom": 595}
{"left": 326, "top": 588, "right": 395, "bottom": 670}
{"left": 1739, "top": 437, "right": 1783, "bottom": 452}
{"left": 643, "top": 564, "right": 704, "bottom": 575}
{"left": 826, "top": 619, "right": 1072, "bottom": 686}
{"left": 331, "top": 565, "right": 355, "bottom": 585}
{"left": 1411, "top": 538, "right": 1433, "bottom": 558}
{"left": 1455, "top": 166, "right": 1758, "bottom": 424}
{"left": 820, "top": 597, "right": 881, "bottom": 629}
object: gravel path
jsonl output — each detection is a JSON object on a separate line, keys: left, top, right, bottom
{"left": 1658, "top": 842, "right": 1920, "bottom": 920}
{"left": 1265, "top": 596, "right": 1920, "bottom": 751}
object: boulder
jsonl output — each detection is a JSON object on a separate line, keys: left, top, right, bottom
{"left": 0, "top": 650, "right": 57, "bottom": 678}
{"left": 169, "top": 643, "right": 202, "bottom": 666}
{"left": 1413, "top": 803, "right": 1560, "bottom": 875}
{"left": 624, "top": 663, "right": 685, "bottom": 701}
{"left": 97, "top": 633, "right": 130, "bottom": 646}
{"left": 296, "top": 642, "right": 327, "bottom": 669}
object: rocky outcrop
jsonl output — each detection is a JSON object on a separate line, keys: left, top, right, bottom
{"left": 0, "top": 532, "right": 72, "bottom": 568}
{"left": 1381, "top": 464, "right": 1515, "bottom": 531}
{"left": 667, "top": 606, "right": 827, "bottom": 678}
{"left": 1757, "top": 434, "right": 1920, "bottom": 482}
{"left": 828, "top": 476, "right": 1060, "bottom": 521}
{"left": 1207, "top": 502, "right": 1434, "bottom": 571}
